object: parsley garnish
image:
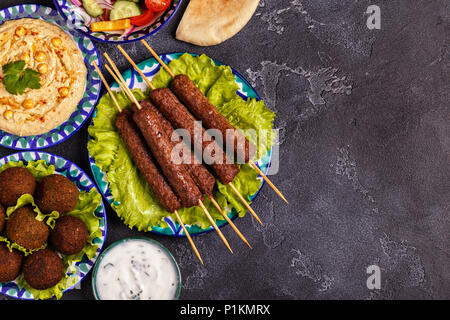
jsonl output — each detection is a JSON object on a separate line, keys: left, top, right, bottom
{"left": 2, "top": 60, "right": 41, "bottom": 95}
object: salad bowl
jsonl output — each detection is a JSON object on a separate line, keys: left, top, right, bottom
{"left": 54, "top": 0, "right": 182, "bottom": 43}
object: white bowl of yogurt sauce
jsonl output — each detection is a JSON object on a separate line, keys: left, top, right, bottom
{"left": 92, "top": 237, "right": 181, "bottom": 300}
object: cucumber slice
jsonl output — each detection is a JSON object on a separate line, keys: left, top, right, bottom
{"left": 82, "top": 0, "right": 104, "bottom": 18}
{"left": 110, "top": 1, "right": 142, "bottom": 21}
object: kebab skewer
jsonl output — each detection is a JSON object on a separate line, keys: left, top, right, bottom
{"left": 103, "top": 54, "right": 234, "bottom": 253}
{"left": 116, "top": 45, "right": 254, "bottom": 247}
{"left": 130, "top": 44, "right": 265, "bottom": 224}
{"left": 142, "top": 40, "right": 287, "bottom": 204}
{"left": 132, "top": 100, "right": 252, "bottom": 249}
{"left": 92, "top": 61, "right": 204, "bottom": 265}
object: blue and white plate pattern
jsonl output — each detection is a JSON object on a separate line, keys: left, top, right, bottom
{"left": 0, "top": 5, "right": 101, "bottom": 150}
{"left": 54, "top": 0, "right": 183, "bottom": 43}
{"left": 88, "top": 53, "right": 272, "bottom": 236}
{"left": 0, "top": 151, "right": 107, "bottom": 300}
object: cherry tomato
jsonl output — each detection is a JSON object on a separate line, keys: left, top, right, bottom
{"left": 130, "top": 9, "right": 155, "bottom": 26}
{"left": 145, "top": 0, "right": 171, "bottom": 12}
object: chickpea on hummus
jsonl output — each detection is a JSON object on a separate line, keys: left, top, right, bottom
{"left": 0, "top": 18, "right": 87, "bottom": 136}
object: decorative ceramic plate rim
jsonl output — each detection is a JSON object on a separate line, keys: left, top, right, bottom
{"left": 0, "top": 4, "right": 102, "bottom": 150}
{"left": 0, "top": 151, "right": 107, "bottom": 300}
{"left": 88, "top": 52, "right": 272, "bottom": 237}
{"left": 53, "top": 0, "right": 183, "bottom": 44}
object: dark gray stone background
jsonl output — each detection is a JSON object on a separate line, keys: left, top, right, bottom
{"left": 0, "top": 0, "right": 449, "bottom": 300}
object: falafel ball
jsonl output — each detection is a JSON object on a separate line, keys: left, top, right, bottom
{"left": 0, "top": 167, "right": 36, "bottom": 207}
{"left": 22, "top": 249, "right": 64, "bottom": 290}
{"left": 6, "top": 206, "right": 49, "bottom": 250}
{"left": 0, "top": 243, "right": 23, "bottom": 283}
{"left": 0, "top": 204, "right": 5, "bottom": 234}
{"left": 50, "top": 215, "right": 88, "bottom": 255}
{"left": 35, "top": 174, "right": 79, "bottom": 215}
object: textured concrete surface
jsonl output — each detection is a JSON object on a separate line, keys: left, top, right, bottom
{"left": 0, "top": 0, "right": 449, "bottom": 300}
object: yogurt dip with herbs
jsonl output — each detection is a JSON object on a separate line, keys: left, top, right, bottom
{"left": 94, "top": 238, "right": 180, "bottom": 300}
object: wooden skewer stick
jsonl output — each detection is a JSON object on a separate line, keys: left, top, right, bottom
{"left": 92, "top": 61, "right": 121, "bottom": 112}
{"left": 104, "top": 64, "right": 140, "bottom": 109}
{"left": 116, "top": 45, "right": 252, "bottom": 248}
{"left": 250, "top": 161, "right": 288, "bottom": 203}
{"left": 175, "top": 210, "right": 204, "bottom": 265}
{"left": 198, "top": 200, "right": 233, "bottom": 253}
{"left": 208, "top": 196, "right": 252, "bottom": 249}
{"left": 103, "top": 52, "right": 142, "bottom": 110}
{"left": 141, "top": 44, "right": 265, "bottom": 225}
{"left": 117, "top": 44, "right": 156, "bottom": 91}
{"left": 249, "top": 163, "right": 287, "bottom": 203}
{"left": 140, "top": 40, "right": 175, "bottom": 79}
{"left": 95, "top": 59, "right": 204, "bottom": 265}
{"left": 141, "top": 42, "right": 288, "bottom": 204}
{"left": 105, "top": 53, "right": 233, "bottom": 255}
{"left": 229, "top": 182, "right": 264, "bottom": 226}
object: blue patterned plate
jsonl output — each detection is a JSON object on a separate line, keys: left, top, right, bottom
{"left": 54, "top": 0, "right": 183, "bottom": 44}
{"left": 0, "top": 151, "right": 107, "bottom": 300}
{"left": 88, "top": 53, "right": 272, "bottom": 236}
{"left": 0, "top": 5, "right": 101, "bottom": 150}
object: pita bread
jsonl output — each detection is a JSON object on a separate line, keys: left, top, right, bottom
{"left": 176, "top": 0, "right": 260, "bottom": 46}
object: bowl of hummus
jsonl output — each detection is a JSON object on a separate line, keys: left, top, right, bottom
{"left": 0, "top": 5, "right": 101, "bottom": 149}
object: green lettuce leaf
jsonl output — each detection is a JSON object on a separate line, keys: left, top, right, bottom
{"left": 217, "top": 164, "right": 261, "bottom": 217}
{"left": 63, "top": 188, "right": 103, "bottom": 264}
{"left": 88, "top": 54, "right": 275, "bottom": 231}
{"left": 0, "top": 159, "right": 55, "bottom": 179}
{"left": 217, "top": 98, "right": 276, "bottom": 159}
{"left": 152, "top": 54, "right": 224, "bottom": 92}
{"left": 5, "top": 194, "right": 60, "bottom": 227}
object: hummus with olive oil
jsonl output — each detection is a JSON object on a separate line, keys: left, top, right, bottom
{"left": 0, "top": 18, "right": 87, "bottom": 136}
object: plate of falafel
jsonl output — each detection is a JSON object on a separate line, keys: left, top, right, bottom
{"left": 0, "top": 151, "right": 106, "bottom": 300}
